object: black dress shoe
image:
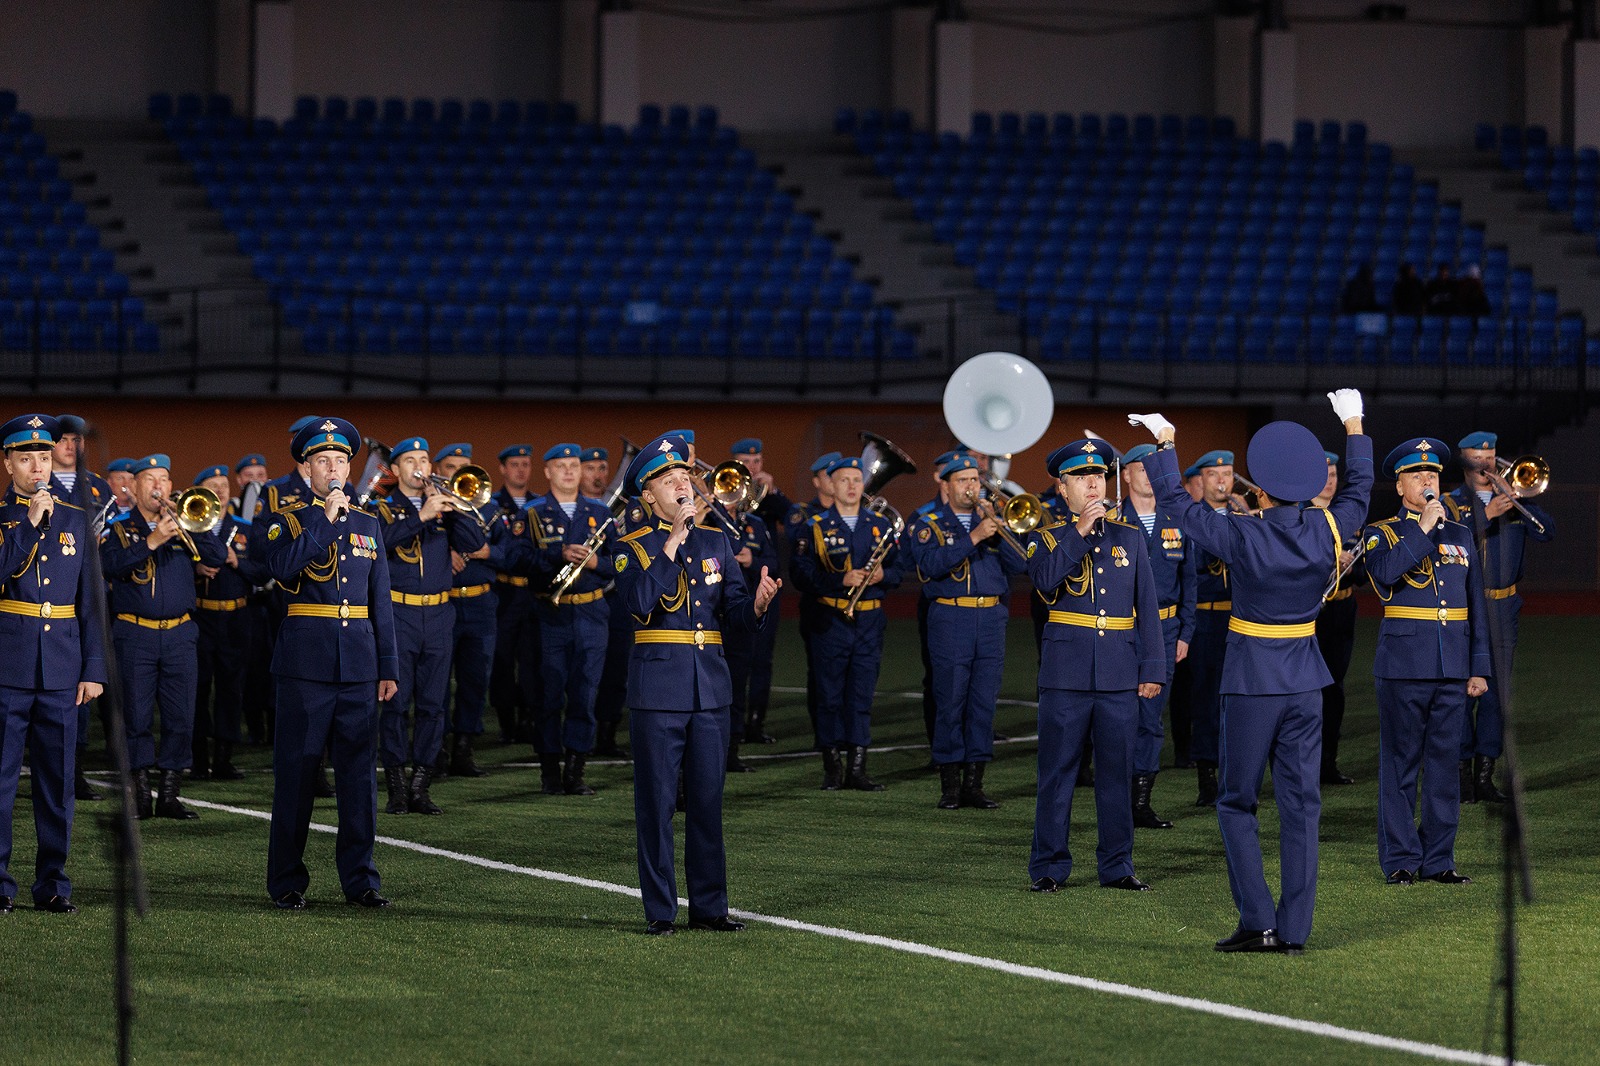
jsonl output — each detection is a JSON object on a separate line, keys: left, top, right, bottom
{"left": 1421, "top": 869, "right": 1472, "bottom": 885}
{"left": 346, "top": 889, "right": 392, "bottom": 907}
{"left": 274, "top": 891, "right": 308, "bottom": 910}
{"left": 1385, "top": 869, "right": 1417, "bottom": 886}
{"left": 1029, "top": 876, "right": 1063, "bottom": 893}
{"left": 645, "top": 920, "right": 676, "bottom": 936}
{"left": 1102, "top": 875, "right": 1153, "bottom": 892}
{"left": 0, "top": 896, "right": 13, "bottom": 913}
{"left": 1276, "top": 942, "right": 1306, "bottom": 956}
{"left": 1214, "top": 927, "right": 1279, "bottom": 952}
{"left": 688, "top": 915, "right": 746, "bottom": 932}
{"left": 1320, "top": 769, "right": 1354, "bottom": 785}
{"left": 35, "top": 895, "right": 78, "bottom": 914}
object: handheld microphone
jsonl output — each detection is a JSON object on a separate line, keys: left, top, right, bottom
{"left": 35, "top": 480, "right": 50, "bottom": 531}
{"left": 330, "top": 479, "right": 348, "bottom": 522}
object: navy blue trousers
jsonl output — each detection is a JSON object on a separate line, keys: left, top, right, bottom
{"left": 536, "top": 599, "right": 608, "bottom": 754}
{"left": 490, "top": 586, "right": 540, "bottom": 739}
{"left": 380, "top": 603, "right": 453, "bottom": 768}
{"left": 1316, "top": 594, "right": 1358, "bottom": 774}
{"left": 1217, "top": 691, "right": 1322, "bottom": 945}
{"left": 928, "top": 600, "right": 1006, "bottom": 764}
{"left": 449, "top": 593, "right": 497, "bottom": 737}
{"left": 1186, "top": 614, "right": 1227, "bottom": 764}
{"left": 1377, "top": 678, "right": 1465, "bottom": 877}
{"left": 631, "top": 707, "right": 730, "bottom": 923}
{"left": 1029, "top": 688, "right": 1136, "bottom": 884}
{"left": 194, "top": 607, "right": 249, "bottom": 760}
{"left": 1461, "top": 597, "right": 1517, "bottom": 759}
{"left": 268, "top": 677, "right": 380, "bottom": 900}
{"left": 593, "top": 587, "right": 633, "bottom": 731}
{"left": 1134, "top": 617, "right": 1181, "bottom": 775}
{"left": 0, "top": 685, "right": 77, "bottom": 902}
{"left": 812, "top": 607, "right": 885, "bottom": 749}
{"left": 726, "top": 589, "right": 779, "bottom": 737}
{"left": 115, "top": 619, "right": 198, "bottom": 771}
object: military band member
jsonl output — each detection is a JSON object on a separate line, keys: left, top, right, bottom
{"left": 1447, "top": 430, "right": 1553, "bottom": 804}
{"left": 1113, "top": 443, "right": 1195, "bottom": 829}
{"left": 731, "top": 438, "right": 794, "bottom": 549}
{"left": 579, "top": 446, "right": 610, "bottom": 499}
{"left": 191, "top": 464, "right": 264, "bottom": 782}
{"left": 1185, "top": 449, "right": 1236, "bottom": 808}
{"left": 0, "top": 414, "right": 106, "bottom": 914}
{"left": 260, "top": 417, "right": 397, "bottom": 909}
{"left": 1365, "top": 438, "right": 1490, "bottom": 886}
{"left": 107, "top": 457, "right": 136, "bottom": 520}
{"left": 429, "top": 443, "right": 498, "bottom": 779}
{"left": 786, "top": 450, "right": 840, "bottom": 750}
{"left": 906, "top": 455, "right": 1026, "bottom": 810}
{"left": 722, "top": 495, "right": 780, "bottom": 770}
{"left": 795, "top": 456, "right": 904, "bottom": 792}
{"left": 611, "top": 436, "right": 779, "bottom": 935}
{"left": 101, "top": 453, "right": 228, "bottom": 820}
{"left": 1314, "top": 452, "right": 1359, "bottom": 785}
{"left": 915, "top": 449, "right": 963, "bottom": 749}
{"left": 583, "top": 446, "right": 632, "bottom": 758}
{"left": 234, "top": 454, "right": 274, "bottom": 747}
{"left": 1025, "top": 440, "right": 1163, "bottom": 893}
{"left": 489, "top": 444, "right": 540, "bottom": 744}
{"left": 376, "top": 436, "right": 486, "bottom": 815}
{"left": 1134, "top": 391, "right": 1371, "bottom": 954}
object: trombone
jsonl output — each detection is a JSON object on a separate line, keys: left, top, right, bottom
{"left": 965, "top": 474, "right": 1044, "bottom": 557}
{"left": 415, "top": 464, "right": 494, "bottom": 535}
{"left": 691, "top": 458, "right": 754, "bottom": 540}
{"left": 152, "top": 487, "right": 224, "bottom": 562}
{"left": 1462, "top": 454, "right": 1550, "bottom": 534}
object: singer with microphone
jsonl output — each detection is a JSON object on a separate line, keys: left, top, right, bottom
{"left": 610, "top": 434, "right": 779, "bottom": 936}
{"left": 1361, "top": 438, "right": 1490, "bottom": 889}
{"left": 259, "top": 417, "right": 397, "bottom": 909}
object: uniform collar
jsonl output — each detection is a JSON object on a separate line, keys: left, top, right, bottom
{"left": 1402, "top": 508, "right": 1422, "bottom": 521}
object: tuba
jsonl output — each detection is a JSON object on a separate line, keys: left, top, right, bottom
{"left": 941, "top": 351, "right": 1054, "bottom": 483}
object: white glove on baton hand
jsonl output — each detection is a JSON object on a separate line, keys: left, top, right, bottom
{"left": 1327, "top": 388, "right": 1364, "bottom": 422}
{"left": 1127, "top": 413, "right": 1174, "bottom": 439}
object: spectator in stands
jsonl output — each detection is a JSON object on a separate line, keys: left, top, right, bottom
{"left": 1424, "top": 264, "right": 1457, "bottom": 316}
{"left": 1456, "top": 265, "right": 1492, "bottom": 317}
{"left": 1340, "top": 264, "right": 1381, "bottom": 314}
{"left": 1391, "top": 264, "right": 1426, "bottom": 316}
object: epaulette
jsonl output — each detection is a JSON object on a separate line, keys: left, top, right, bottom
{"left": 376, "top": 499, "right": 393, "bottom": 521}
{"left": 1371, "top": 515, "right": 1400, "bottom": 526}
{"left": 278, "top": 497, "right": 307, "bottom": 513}
{"left": 529, "top": 494, "right": 549, "bottom": 508}
{"left": 1105, "top": 516, "right": 1136, "bottom": 529}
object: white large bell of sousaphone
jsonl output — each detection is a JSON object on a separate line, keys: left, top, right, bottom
{"left": 941, "top": 351, "right": 1055, "bottom": 481}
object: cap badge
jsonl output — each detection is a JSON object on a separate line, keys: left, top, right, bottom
{"left": 321, "top": 420, "right": 338, "bottom": 432}
{"left": 26, "top": 416, "right": 42, "bottom": 428}
{"left": 657, "top": 440, "right": 673, "bottom": 454}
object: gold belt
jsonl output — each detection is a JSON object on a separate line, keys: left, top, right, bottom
{"left": 449, "top": 584, "right": 493, "bottom": 599}
{"left": 1326, "top": 588, "right": 1354, "bottom": 602}
{"left": 1228, "top": 617, "right": 1316, "bottom": 639}
{"left": 934, "top": 596, "right": 1001, "bottom": 608}
{"left": 1385, "top": 606, "right": 1468, "bottom": 623}
{"left": 1048, "top": 610, "right": 1135, "bottom": 631}
{"left": 1486, "top": 585, "right": 1517, "bottom": 600}
{"left": 286, "top": 603, "right": 369, "bottom": 619}
{"left": 549, "top": 588, "right": 605, "bottom": 606}
{"left": 0, "top": 600, "right": 75, "bottom": 619}
{"left": 197, "top": 597, "right": 248, "bottom": 612}
{"left": 1158, "top": 604, "right": 1178, "bottom": 620}
{"left": 391, "top": 591, "right": 449, "bottom": 607}
{"left": 635, "top": 629, "right": 723, "bottom": 648}
{"left": 819, "top": 596, "right": 881, "bottom": 612}
{"left": 116, "top": 613, "right": 190, "bottom": 630}
{"left": 1196, "top": 600, "right": 1232, "bottom": 611}
{"left": 496, "top": 574, "right": 530, "bottom": 587}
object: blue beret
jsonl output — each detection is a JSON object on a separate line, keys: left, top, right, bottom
{"left": 939, "top": 455, "right": 981, "bottom": 479}
{"left": 1245, "top": 421, "right": 1328, "bottom": 503}
{"left": 54, "top": 414, "right": 87, "bottom": 436}
{"left": 289, "top": 415, "right": 322, "bottom": 436}
{"left": 433, "top": 443, "right": 471, "bottom": 463}
{"left": 1047, "top": 439, "right": 1113, "bottom": 478}
{"left": 1122, "top": 443, "right": 1157, "bottom": 465}
{"left": 235, "top": 453, "right": 267, "bottom": 473}
{"left": 1383, "top": 437, "right": 1450, "bottom": 479}
{"left": 827, "top": 456, "right": 863, "bottom": 475}
{"left": 933, "top": 448, "right": 971, "bottom": 469}
{"left": 391, "top": 436, "right": 429, "bottom": 460}
{"left": 137, "top": 454, "right": 171, "bottom": 473}
{"left": 498, "top": 444, "right": 532, "bottom": 462}
{"left": 1183, "top": 450, "right": 1234, "bottom": 479}
{"left": 194, "top": 465, "right": 229, "bottom": 485}
{"left": 625, "top": 434, "right": 692, "bottom": 494}
{"left": 293, "top": 417, "right": 361, "bottom": 464}
{"left": 544, "top": 443, "right": 581, "bottom": 462}
{"left": 810, "top": 451, "right": 842, "bottom": 474}
{"left": 1, "top": 414, "right": 59, "bottom": 450}
{"left": 1458, "top": 431, "right": 1497, "bottom": 450}
{"left": 665, "top": 428, "right": 695, "bottom": 445}
{"left": 731, "top": 438, "right": 762, "bottom": 456}
{"left": 1324, "top": 451, "right": 1339, "bottom": 465}
{"left": 108, "top": 457, "right": 136, "bottom": 474}
{"left": 580, "top": 447, "right": 609, "bottom": 463}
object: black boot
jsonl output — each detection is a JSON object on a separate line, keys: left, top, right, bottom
{"left": 312, "top": 759, "right": 334, "bottom": 799}
{"left": 960, "top": 762, "right": 999, "bottom": 809}
{"left": 155, "top": 769, "right": 200, "bottom": 820}
{"left": 846, "top": 745, "right": 886, "bottom": 792}
{"left": 131, "top": 768, "right": 153, "bottom": 820}
{"left": 1133, "top": 773, "right": 1174, "bottom": 829}
{"left": 594, "top": 721, "right": 628, "bottom": 758}
{"left": 1195, "top": 763, "right": 1218, "bottom": 808}
{"left": 189, "top": 744, "right": 211, "bottom": 781}
{"left": 725, "top": 737, "right": 752, "bottom": 773}
{"left": 451, "top": 734, "right": 487, "bottom": 778}
{"left": 1474, "top": 756, "right": 1507, "bottom": 803}
{"left": 408, "top": 765, "right": 443, "bottom": 814}
{"left": 212, "top": 741, "right": 245, "bottom": 781}
{"left": 937, "top": 764, "right": 962, "bottom": 809}
{"left": 1459, "top": 759, "right": 1476, "bottom": 804}
{"left": 820, "top": 748, "right": 842, "bottom": 790}
{"left": 432, "top": 739, "right": 450, "bottom": 781}
{"left": 74, "top": 765, "right": 103, "bottom": 801}
{"left": 384, "top": 767, "right": 409, "bottom": 814}
{"left": 538, "top": 753, "right": 564, "bottom": 795}
{"left": 563, "top": 751, "right": 596, "bottom": 796}
{"left": 745, "top": 707, "right": 776, "bottom": 745}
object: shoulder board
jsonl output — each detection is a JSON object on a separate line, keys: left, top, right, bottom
{"left": 530, "top": 495, "right": 549, "bottom": 508}
{"left": 1105, "top": 516, "right": 1135, "bottom": 529}
{"left": 50, "top": 499, "right": 85, "bottom": 512}
{"left": 1039, "top": 517, "right": 1070, "bottom": 531}
{"left": 346, "top": 504, "right": 376, "bottom": 519}
{"left": 376, "top": 500, "right": 394, "bottom": 521}
{"left": 283, "top": 511, "right": 302, "bottom": 538}
{"left": 618, "top": 525, "right": 652, "bottom": 544}
{"left": 1372, "top": 516, "right": 1400, "bottom": 526}
{"left": 808, "top": 513, "right": 826, "bottom": 526}
{"left": 277, "top": 497, "right": 307, "bottom": 513}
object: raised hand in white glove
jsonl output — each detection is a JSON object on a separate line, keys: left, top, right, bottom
{"left": 1127, "top": 413, "right": 1174, "bottom": 440}
{"left": 1327, "top": 388, "right": 1364, "bottom": 422}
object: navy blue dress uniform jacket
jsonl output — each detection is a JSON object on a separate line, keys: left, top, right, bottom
{"left": 376, "top": 491, "right": 486, "bottom": 595}
{"left": 196, "top": 514, "right": 269, "bottom": 602}
{"left": 101, "top": 508, "right": 228, "bottom": 619}
{"left": 906, "top": 501, "right": 1027, "bottom": 597}
{"left": 454, "top": 500, "right": 513, "bottom": 587}
{"left": 1110, "top": 501, "right": 1196, "bottom": 644}
{"left": 528, "top": 494, "right": 614, "bottom": 597}
{"left": 1443, "top": 485, "right": 1553, "bottom": 590}
{"left": 52, "top": 469, "right": 112, "bottom": 523}
{"left": 1363, "top": 508, "right": 1493, "bottom": 680}
{"left": 259, "top": 499, "right": 399, "bottom": 683}
{"left": 793, "top": 505, "right": 905, "bottom": 606}
{"left": 728, "top": 507, "right": 779, "bottom": 587}
{"left": 611, "top": 521, "right": 765, "bottom": 710}
{"left": 1026, "top": 514, "right": 1165, "bottom": 691}
{"left": 0, "top": 489, "right": 107, "bottom": 689}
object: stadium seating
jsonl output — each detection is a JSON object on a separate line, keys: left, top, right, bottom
{"left": 850, "top": 108, "right": 1585, "bottom": 368}
{"left": 161, "top": 95, "right": 915, "bottom": 360}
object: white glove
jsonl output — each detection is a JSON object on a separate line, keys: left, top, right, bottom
{"left": 1127, "top": 413, "right": 1174, "bottom": 439}
{"left": 1327, "top": 389, "right": 1364, "bottom": 422}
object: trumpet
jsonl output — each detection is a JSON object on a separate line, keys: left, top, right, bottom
{"left": 153, "top": 487, "right": 224, "bottom": 562}
{"left": 842, "top": 497, "right": 904, "bottom": 619}
{"left": 416, "top": 464, "right": 494, "bottom": 535}
{"left": 1462, "top": 454, "right": 1550, "bottom": 534}
{"left": 549, "top": 511, "right": 619, "bottom": 605}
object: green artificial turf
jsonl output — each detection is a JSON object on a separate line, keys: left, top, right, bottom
{"left": 2, "top": 617, "right": 1595, "bottom": 1065}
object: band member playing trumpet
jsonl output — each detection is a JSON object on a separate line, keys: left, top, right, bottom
{"left": 905, "top": 456, "right": 1027, "bottom": 810}
{"left": 375, "top": 437, "right": 486, "bottom": 816}
{"left": 101, "top": 453, "right": 228, "bottom": 821}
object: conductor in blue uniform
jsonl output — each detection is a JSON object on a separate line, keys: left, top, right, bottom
{"left": 260, "top": 418, "right": 397, "bottom": 909}
{"left": 1364, "top": 438, "right": 1489, "bottom": 886}
{"left": 1133, "top": 390, "right": 1372, "bottom": 954}
{"left": 611, "top": 435, "right": 779, "bottom": 935}
{"left": 0, "top": 414, "right": 106, "bottom": 914}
